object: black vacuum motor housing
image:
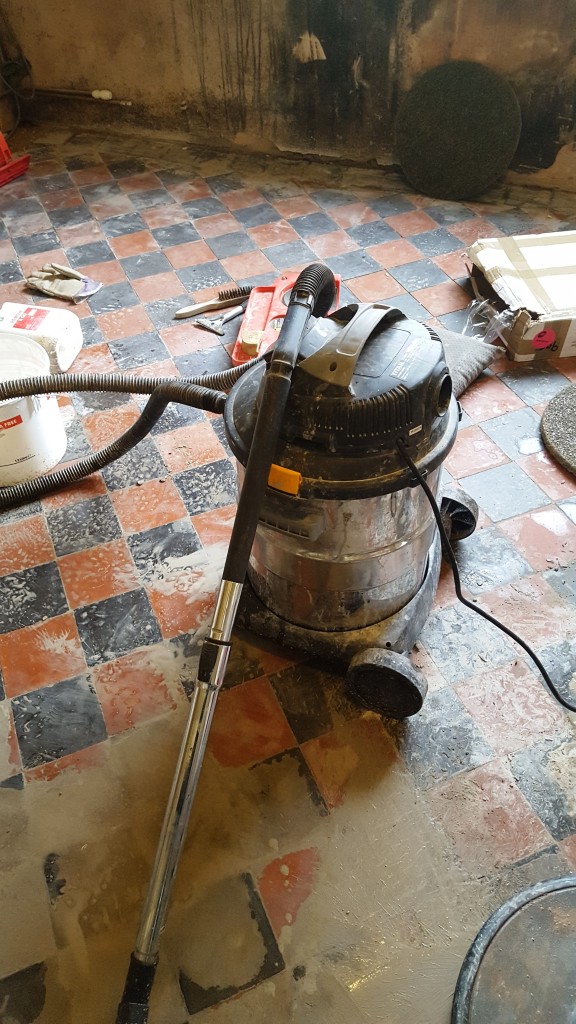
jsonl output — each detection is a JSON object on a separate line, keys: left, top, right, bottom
{"left": 224, "top": 303, "right": 458, "bottom": 497}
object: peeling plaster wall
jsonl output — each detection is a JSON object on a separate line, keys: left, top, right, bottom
{"left": 3, "top": 0, "right": 576, "bottom": 186}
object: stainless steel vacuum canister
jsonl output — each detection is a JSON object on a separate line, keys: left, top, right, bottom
{"left": 224, "top": 303, "right": 458, "bottom": 631}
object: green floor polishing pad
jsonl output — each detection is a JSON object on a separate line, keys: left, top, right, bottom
{"left": 541, "top": 384, "right": 576, "bottom": 477}
{"left": 394, "top": 61, "right": 522, "bottom": 200}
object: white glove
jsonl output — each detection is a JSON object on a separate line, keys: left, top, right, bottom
{"left": 26, "top": 263, "right": 102, "bottom": 303}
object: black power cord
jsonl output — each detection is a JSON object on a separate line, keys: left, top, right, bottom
{"left": 397, "top": 439, "right": 576, "bottom": 714}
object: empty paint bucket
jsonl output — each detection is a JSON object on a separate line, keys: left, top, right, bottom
{"left": 0, "top": 332, "right": 67, "bottom": 486}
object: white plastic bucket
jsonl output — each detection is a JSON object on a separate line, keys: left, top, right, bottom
{"left": 0, "top": 333, "right": 67, "bottom": 486}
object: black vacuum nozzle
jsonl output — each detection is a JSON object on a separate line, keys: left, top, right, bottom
{"left": 293, "top": 262, "right": 337, "bottom": 317}
{"left": 116, "top": 955, "right": 157, "bottom": 1024}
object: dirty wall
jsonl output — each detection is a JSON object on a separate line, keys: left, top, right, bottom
{"left": 2, "top": 0, "right": 576, "bottom": 183}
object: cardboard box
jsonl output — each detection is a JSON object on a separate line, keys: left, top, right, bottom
{"left": 467, "top": 231, "right": 576, "bottom": 361}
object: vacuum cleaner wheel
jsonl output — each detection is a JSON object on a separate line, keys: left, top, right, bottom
{"left": 345, "top": 648, "right": 427, "bottom": 718}
{"left": 441, "top": 486, "right": 479, "bottom": 542}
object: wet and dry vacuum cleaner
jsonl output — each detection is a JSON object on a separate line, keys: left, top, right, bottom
{"left": 227, "top": 295, "right": 475, "bottom": 716}
{"left": 1, "top": 263, "right": 572, "bottom": 1022}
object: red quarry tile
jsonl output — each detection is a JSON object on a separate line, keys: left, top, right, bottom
{"left": 272, "top": 195, "right": 320, "bottom": 218}
{"left": 0, "top": 703, "right": 22, "bottom": 781}
{"left": 194, "top": 212, "right": 241, "bottom": 237}
{"left": 0, "top": 281, "right": 37, "bottom": 305}
{"left": 58, "top": 539, "right": 140, "bottom": 609}
{"left": 166, "top": 179, "right": 213, "bottom": 202}
{"left": 38, "top": 294, "right": 91, "bottom": 318}
{"left": 308, "top": 231, "right": 359, "bottom": 258}
{"left": 0, "top": 613, "right": 87, "bottom": 698}
{"left": 247, "top": 221, "right": 300, "bottom": 248}
{"left": 517, "top": 451, "right": 576, "bottom": 501}
{"left": 329, "top": 203, "right": 379, "bottom": 229}
{"left": 97, "top": 305, "right": 153, "bottom": 342}
{"left": 19, "top": 248, "right": 68, "bottom": 277}
{"left": 159, "top": 321, "right": 221, "bottom": 356}
{"left": 0, "top": 515, "right": 55, "bottom": 575}
{"left": 109, "top": 230, "right": 159, "bottom": 258}
{"left": 208, "top": 676, "right": 296, "bottom": 767}
{"left": 0, "top": 239, "right": 16, "bottom": 262}
{"left": 455, "top": 660, "right": 569, "bottom": 756}
{"left": 347, "top": 269, "right": 405, "bottom": 302}
{"left": 77, "top": 259, "right": 127, "bottom": 285}
{"left": 154, "top": 420, "right": 225, "bottom": 474}
{"left": 57, "top": 394, "right": 74, "bottom": 413}
{"left": 481, "top": 575, "right": 575, "bottom": 645}
{"left": 366, "top": 238, "right": 423, "bottom": 268}
{"left": 221, "top": 187, "right": 265, "bottom": 210}
{"left": 92, "top": 647, "right": 178, "bottom": 735}
{"left": 428, "top": 760, "right": 553, "bottom": 872}
{"left": 458, "top": 374, "right": 525, "bottom": 422}
{"left": 127, "top": 359, "right": 178, "bottom": 381}
{"left": 412, "top": 281, "right": 470, "bottom": 316}
{"left": 187, "top": 284, "right": 229, "bottom": 304}
{"left": 56, "top": 220, "right": 105, "bottom": 247}
{"left": 132, "top": 271, "right": 184, "bottom": 302}
{"left": 445, "top": 425, "right": 510, "bottom": 478}
{"left": 559, "top": 835, "right": 576, "bottom": 871}
{"left": 191, "top": 504, "right": 236, "bottom": 546}
{"left": 149, "top": 583, "right": 215, "bottom": 639}
{"left": 426, "top": 316, "right": 445, "bottom": 331}
{"left": 221, "top": 251, "right": 275, "bottom": 280}
{"left": 41, "top": 474, "right": 108, "bottom": 511}
{"left": 70, "top": 166, "right": 113, "bottom": 187}
{"left": 385, "top": 209, "right": 439, "bottom": 237}
{"left": 12, "top": 211, "right": 52, "bottom": 235}
{"left": 68, "top": 342, "right": 115, "bottom": 373}
{"left": 83, "top": 403, "right": 141, "bottom": 450}
{"left": 485, "top": 348, "right": 513, "bottom": 375}
{"left": 256, "top": 643, "right": 303, "bottom": 678}
{"left": 449, "top": 218, "right": 503, "bottom": 245}
{"left": 164, "top": 239, "right": 215, "bottom": 269}
{"left": 467, "top": 200, "right": 508, "bottom": 216}
{"left": 140, "top": 204, "right": 189, "bottom": 229}
{"left": 0, "top": 181, "right": 33, "bottom": 203}
{"left": 301, "top": 732, "right": 360, "bottom": 809}
{"left": 117, "top": 171, "right": 162, "bottom": 193}
{"left": 302, "top": 715, "right": 397, "bottom": 808}
{"left": 433, "top": 251, "right": 469, "bottom": 279}
{"left": 431, "top": 558, "right": 464, "bottom": 610}
{"left": 39, "top": 188, "right": 83, "bottom": 211}
{"left": 88, "top": 196, "right": 136, "bottom": 221}
{"left": 25, "top": 742, "right": 107, "bottom": 783}
{"left": 553, "top": 356, "right": 576, "bottom": 384}
{"left": 29, "top": 158, "right": 66, "bottom": 177}
{"left": 0, "top": 178, "right": 33, "bottom": 201}
{"left": 111, "top": 478, "right": 188, "bottom": 533}
{"left": 497, "top": 507, "right": 576, "bottom": 571}
{"left": 409, "top": 643, "right": 448, "bottom": 693}
{"left": 258, "top": 848, "right": 321, "bottom": 937}
{"left": 148, "top": 558, "right": 220, "bottom": 639}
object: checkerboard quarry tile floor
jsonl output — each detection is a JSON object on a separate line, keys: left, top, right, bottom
{"left": 1, "top": 126, "right": 576, "bottom": 1024}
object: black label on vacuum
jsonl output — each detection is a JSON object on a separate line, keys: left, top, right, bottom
{"left": 389, "top": 338, "right": 423, "bottom": 381}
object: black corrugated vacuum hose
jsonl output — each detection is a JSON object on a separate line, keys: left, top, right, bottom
{"left": 0, "top": 359, "right": 261, "bottom": 511}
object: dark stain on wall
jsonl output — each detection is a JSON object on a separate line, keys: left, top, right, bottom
{"left": 512, "top": 80, "right": 572, "bottom": 170}
{"left": 408, "top": 0, "right": 437, "bottom": 33}
{"left": 282, "top": 0, "right": 398, "bottom": 151}
{"left": 271, "top": 0, "right": 576, "bottom": 172}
